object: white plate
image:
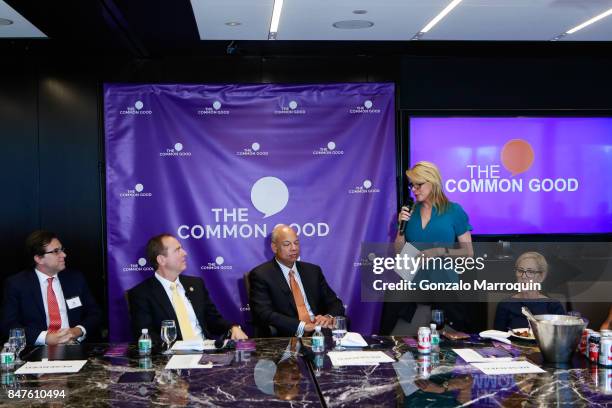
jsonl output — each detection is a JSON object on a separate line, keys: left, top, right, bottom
{"left": 509, "top": 327, "right": 536, "bottom": 341}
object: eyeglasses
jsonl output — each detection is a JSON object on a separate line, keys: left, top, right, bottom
{"left": 515, "top": 267, "right": 542, "bottom": 278}
{"left": 44, "top": 247, "right": 66, "bottom": 255}
{"left": 408, "top": 182, "right": 427, "bottom": 190}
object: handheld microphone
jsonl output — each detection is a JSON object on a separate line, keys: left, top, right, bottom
{"left": 398, "top": 197, "right": 415, "bottom": 234}
{"left": 214, "top": 331, "right": 236, "bottom": 349}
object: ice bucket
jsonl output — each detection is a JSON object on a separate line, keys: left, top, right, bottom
{"left": 529, "top": 314, "right": 586, "bottom": 363}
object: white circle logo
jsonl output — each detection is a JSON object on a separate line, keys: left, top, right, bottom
{"left": 363, "top": 180, "right": 372, "bottom": 189}
{"left": 252, "top": 143, "right": 260, "bottom": 151}
{"left": 213, "top": 101, "right": 222, "bottom": 110}
{"left": 135, "top": 101, "right": 144, "bottom": 110}
{"left": 138, "top": 258, "right": 147, "bottom": 267}
{"left": 251, "top": 177, "right": 290, "bottom": 218}
{"left": 327, "top": 141, "right": 336, "bottom": 150}
{"left": 135, "top": 183, "right": 144, "bottom": 192}
{"left": 364, "top": 100, "right": 373, "bottom": 109}
{"left": 215, "top": 256, "right": 225, "bottom": 265}
{"left": 289, "top": 101, "right": 298, "bottom": 110}
{"left": 174, "top": 143, "right": 183, "bottom": 152}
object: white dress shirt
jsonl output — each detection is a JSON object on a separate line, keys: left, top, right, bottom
{"left": 34, "top": 269, "right": 86, "bottom": 345}
{"left": 155, "top": 273, "right": 205, "bottom": 340}
{"left": 275, "top": 259, "right": 315, "bottom": 337}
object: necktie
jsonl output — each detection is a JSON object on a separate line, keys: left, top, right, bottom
{"left": 170, "top": 283, "right": 197, "bottom": 340}
{"left": 288, "top": 270, "right": 312, "bottom": 323}
{"left": 47, "top": 277, "right": 62, "bottom": 332}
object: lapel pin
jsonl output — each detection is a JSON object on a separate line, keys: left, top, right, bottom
{"left": 189, "top": 287, "right": 194, "bottom": 292}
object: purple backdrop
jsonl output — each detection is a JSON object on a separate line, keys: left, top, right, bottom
{"left": 104, "top": 83, "right": 396, "bottom": 341}
{"left": 410, "top": 117, "right": 612, "bottom": 235}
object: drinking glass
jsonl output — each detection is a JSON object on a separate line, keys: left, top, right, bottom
{"left": 332, "top": 317, "right": 347, "bottom": 351}
{"left": 161, "top": 320, "right": 177, "bottom": 354}
{"left": 431, "top": 309, "right": 445, "bottom": 331}
{"left": 9, "top": 328, "right": 26, "bottom": 365}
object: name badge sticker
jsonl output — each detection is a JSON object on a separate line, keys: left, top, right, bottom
{"left": 66, "top": 296, "right": 82, "bottom": 309}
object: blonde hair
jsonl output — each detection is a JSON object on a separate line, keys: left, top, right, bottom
{"left": 406, "top": 161, "right": 449, "bottom": 213}
{"left": 515, "top": 251, "right": 548, "bottom": 274}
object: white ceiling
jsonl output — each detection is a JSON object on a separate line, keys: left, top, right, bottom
{"left": 0, "top": 0, "right": 46, "bottom": 38}
{"left": 190, "top": 0, "right": 612, "bottom": 41}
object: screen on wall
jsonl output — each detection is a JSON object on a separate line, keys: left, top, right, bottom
{"left": 409, "top": 117, "right": 612, "bottom": 235}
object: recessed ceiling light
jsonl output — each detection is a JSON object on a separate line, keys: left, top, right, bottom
{"left": 353, "top": 10, "right": 367, "bottom": 15}
{"left": 332, "top": 20, "right": 374, "bottom": 29}
{"left": 0, "top": 18, "right": 14, "bottom": 26}
{"left": 225, "top": 21, "right": 242, "bottom": 27}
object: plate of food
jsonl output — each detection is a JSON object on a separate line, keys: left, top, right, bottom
{"left": 509, "top": 327, "right": 536, "bottom": 341}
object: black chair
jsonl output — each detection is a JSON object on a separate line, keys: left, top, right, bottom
{"left": 244, "top": 271, "right": 277, "bottom": 337}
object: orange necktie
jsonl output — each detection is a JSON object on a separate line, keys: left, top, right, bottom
{"left": 289, "top": 270, "right": 312, "bottom": 323}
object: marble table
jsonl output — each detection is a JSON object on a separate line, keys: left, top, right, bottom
{"left": 2, "top": 336, "right": 612, "bottom": 407}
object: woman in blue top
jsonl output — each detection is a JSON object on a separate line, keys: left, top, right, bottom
{"left": 383, "top": 161, "right": 474, "bottom": 335}
{"left": 494, "top": 251, "right": 565, "bottom": 331}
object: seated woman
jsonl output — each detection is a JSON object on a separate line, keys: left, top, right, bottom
{"left": 494, "top": 251, "right": 565, "bottom": 331}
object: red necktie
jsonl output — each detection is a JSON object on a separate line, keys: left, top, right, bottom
{"left": 47, "top": 277, "right": 62, "bottom": 332}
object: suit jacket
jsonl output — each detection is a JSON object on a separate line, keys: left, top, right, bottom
{"left": 249, "top": 259, "right": 345, "bottom": 337}
{"left": 0, "top": 268, "right": 102, "bottom": 345}
{"left": 128, "top": 274, "right": 232, "bottom": 342}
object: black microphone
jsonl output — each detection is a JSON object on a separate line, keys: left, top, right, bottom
{"left": 214, "top": 331, "right": 236, "bottom": 349}
{"left": 399, "top": 197, "right": 415, "bottom": 234}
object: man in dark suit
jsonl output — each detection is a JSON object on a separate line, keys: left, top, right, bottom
{"left": 249, "top": 224, "right": 345, "bottom": 337}
{"left": 1, "top": 230, "right": 102, "bottom": 346}
{"left": 128, "top": 233, "right": 248, "bottom": 343}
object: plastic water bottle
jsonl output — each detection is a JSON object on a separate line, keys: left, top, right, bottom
{"left": 312, "top": 326, "right": 325, "bottom": 353}
{"left": 0, "top": 343, "right": 15, "bottom": 371}
{"left": 138, "top": 329, "right": 152, "bottom": 356}
{"left": 430, "top": 323, "right": 440, "bottom": 353}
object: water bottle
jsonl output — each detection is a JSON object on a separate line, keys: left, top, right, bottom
{"left": 312, "top": 325, "right": 325, "bottom": 353}
{"left": 430, "top": 323, "right": 440, "bottom": 353}
{"left": 138, "top": 329, "right": 152, "bottom": 356}
{"left": 1, "top": 343, "right": 15, "bottom": 371}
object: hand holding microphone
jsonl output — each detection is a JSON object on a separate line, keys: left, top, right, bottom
{"left": 398, "top": 197, "right": 415, "bottom": 234}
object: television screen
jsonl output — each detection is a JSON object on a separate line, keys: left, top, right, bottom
{"left": 409, "top": 117, "right": 612, "bottom": 235}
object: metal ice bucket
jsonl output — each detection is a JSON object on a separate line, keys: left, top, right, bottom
{"left": 529, "top": 314, "right": 586, "bottom": 363}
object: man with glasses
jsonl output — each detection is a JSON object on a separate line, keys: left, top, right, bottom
{"left": 248, "top": 224, "right": 345, "bottom": 337}
{"left": 1, "top": 230, "right": 102, "bottom": 345}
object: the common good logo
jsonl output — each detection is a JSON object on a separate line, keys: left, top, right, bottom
{"left": 120, "top": 100, "right": 153, "bottom": 115}
{"left": 354, "top": 252, "right": 378, "bottom": 267}
{"left": 313, "top": 141, "right": 344, "bottom": 156}
{"left": 197, "top": 100, "right": 230, "bottom": 115}
{"left": 237, "top": 142, "right": 269, "bottom": 156}
{"left": 349, "top": 179, "right": 380, "bottom": 194}
{"left": 122, "top": 257, "right": 154, "bottom": 272}
{"left": 178, "top": 176, "right": 329, "bottom": 240}
{"left": 446, "top": 139, "right": 579, "bottom": 193}
{"left": 274, "top": 100, "right": 306, "bottom": 115}
{"left": 160, "top": 142, "right": 192, "bottom": 157}
{"left": 200, "top": 256, "right": 233, "bottom": 271}
{"left": 119, "top": 183, "right": 152, "bottom": 198}
{"left": 349, "top": 99, "right": 381, "bottom": 114}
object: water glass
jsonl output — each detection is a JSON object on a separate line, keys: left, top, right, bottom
{"left": 332, "top": 316, "right": 347, "bottom": 351}
{"left": 9, "top": 328, "right": 26, "bottom": 365}
{"left": 431, "top": 309, "right": 445, "bottom": 331}
{"left": 161, "top": 320, "right": 177, "bottom": 354}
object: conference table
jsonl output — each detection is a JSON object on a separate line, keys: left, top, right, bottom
{"left": 1, "top": 335, "right": 611, "bottom": 407}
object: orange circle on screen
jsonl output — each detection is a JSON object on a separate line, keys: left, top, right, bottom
{"left": 501, "top": 139, "right": 534, "bottom": 176}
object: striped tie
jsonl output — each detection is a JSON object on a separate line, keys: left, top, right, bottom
{"left": 47, "top": 277, "right": 62, "bottom": 332}
{"left": 170, "top": 283, "right": 197, "bottom": 340}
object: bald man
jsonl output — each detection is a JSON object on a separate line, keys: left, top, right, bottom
{"left": 248, "top": 225, "right": 345, "bottom": 337}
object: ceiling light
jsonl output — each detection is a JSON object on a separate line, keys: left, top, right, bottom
{"left": 332, "top": 20, "right": 374, "bottom": 29}
{"left": 566, "top": 8, "right": 612, "bottom": 34}
{"left": 353, "top": 10, "right": 367, "bottom": 15}
{"left": 268, "top": 0, "right": 284, "bottom": 40}
{"left": 225, "top": 21, "right": 241, "bottom": 27}
{"left": 0, "top": 18, "right": 14, "bottom": 26}
{"left": 413, "top": 0, "right": 462, "bottom": 40}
